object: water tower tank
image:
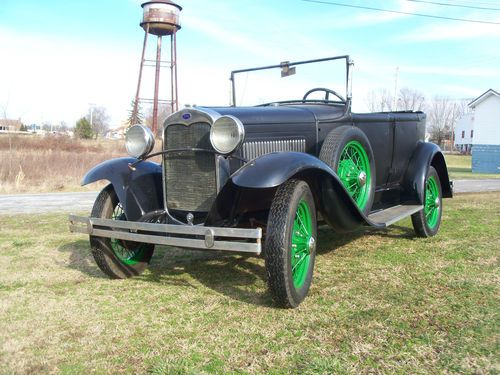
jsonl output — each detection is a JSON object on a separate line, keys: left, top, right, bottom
{"left": 141, "top": 0, "right": 182, "bottom": 36}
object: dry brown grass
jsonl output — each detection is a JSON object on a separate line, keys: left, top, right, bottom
{"left": 0, "top": 134, "right": 126, "bottom": 194}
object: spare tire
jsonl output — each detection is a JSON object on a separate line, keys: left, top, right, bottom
{"left": 319, "top": 126, "right": 375, "bottom": 215}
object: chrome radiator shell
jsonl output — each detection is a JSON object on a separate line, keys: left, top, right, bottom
{"left": 163, "top": 122, "right": 217, "bottom": 212}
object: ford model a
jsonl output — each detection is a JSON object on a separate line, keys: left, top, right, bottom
{"left": 69, "top": 56, "right": 452, "bottom": 308}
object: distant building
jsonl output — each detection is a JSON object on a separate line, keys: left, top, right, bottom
{"left": 105, "top": 125, "right": 127, "bottom": 140}
{"left": 29, "top": 124, "right": 43, "bottom": 134}
{"left": 0, "top": 119, "right": 23, "bottom": 132}
{"left": 454, "top": 89, "right": 500, "bottom": 174}
{"left": 454, "top": 113, "right": 474, "bottom": 154}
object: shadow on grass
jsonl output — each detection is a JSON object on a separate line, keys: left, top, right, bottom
{"left": 146, "top": 250, "right": 273, "bottom": 306}
{"left": 369, "top": 224, "right": 416, "bottom": 240}
{"left": 316, "top": 224, "right": 416, "bottom": 255}
{"left": 57, "top": 224, "right": 417, "bottom": 306}
{"left": 57, "top": 240, "right": 109, "bottom": 279}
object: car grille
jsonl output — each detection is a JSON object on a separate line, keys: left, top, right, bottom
{"left": 163, "top": 122, "right": 217, "bottom": 212}
{"left": 242, "top": 139, "right": 306, "bottom": 161}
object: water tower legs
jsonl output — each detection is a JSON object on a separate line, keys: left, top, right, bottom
{"left": 152, "top": 35, "right": 162, "bottom": 134}
{"left": 132, "top": 29, "right": 178, "bottom": 135}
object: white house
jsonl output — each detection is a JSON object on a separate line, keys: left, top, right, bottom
{"left": 454, "top": 89, "right": 500, "bottom": 174}
{"left": 454, "top": 113, "right": 474, "bottom": 153}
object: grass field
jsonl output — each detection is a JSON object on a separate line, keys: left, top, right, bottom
{"left": 0, "top": 193, "right": 498, "bottom": 374}
{"left": 445, "top": 154, "right": 500, "bottom": 180}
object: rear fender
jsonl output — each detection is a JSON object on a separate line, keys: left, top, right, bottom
{"left": 206, "top": 152, "right": 368, "bottom": 232}
{"left": 402, "top": 142, "right": 452, "bottom": 204}
{"left": 82, "top": 157, "right": 163, "bottom": 221}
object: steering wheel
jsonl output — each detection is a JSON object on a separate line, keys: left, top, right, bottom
{"left": 303, "top": 88, "right": 346, "bottom": 103}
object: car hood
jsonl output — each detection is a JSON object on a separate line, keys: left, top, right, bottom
{"left": 201, "top": 104, "right": 347, "bottom": 125}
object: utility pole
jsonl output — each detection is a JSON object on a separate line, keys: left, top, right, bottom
{"left": 89, "top": 103, "right": 95, "bottom": 128}
{"left": 393, "top": 66, "right": 399, "bottom": 111}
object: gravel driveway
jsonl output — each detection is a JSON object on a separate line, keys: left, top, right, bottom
{"left": 0, "top": 179, "right": 499, "bottom": 215}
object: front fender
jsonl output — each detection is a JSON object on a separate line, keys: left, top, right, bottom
{"left": 209, "top": 152, "right": 373, "bottom": 232}
{"left": 403, "top": 142, "right": 452, "bottom": 204}
{"left": 83, "top": 157, "right": 163, "bottom": 221}
{"left": 232, "top": 151, "right": 335, "bottom": 188}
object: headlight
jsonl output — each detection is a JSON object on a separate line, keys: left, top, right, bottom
{"left": 125, "top": 125, "right": 155, "bottom": 158}
{"left": 210, "top": 116, "right": 245, "bottom": 155}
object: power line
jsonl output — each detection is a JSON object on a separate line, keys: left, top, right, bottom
{"left": 407, "top": 0, "right": 500, "bottom": 11}
{"left": 445, "top": 0, "right": 500, "bottom": 6}
{"left": 301, "top": 0, "right": 500, "bottom": 25}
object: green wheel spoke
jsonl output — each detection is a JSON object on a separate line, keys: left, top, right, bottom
{"left": 291, "top": 199, "right": 313, "bottom": 289}
{"left": 424, "top": 175, "right": 440, "bottom": 229}
{"left": 337, "top": 140, "right": 371, "bottom": 210}
{"left": 292, "top": 254, "right": 308, "bottom": 273}
{"left": 109, "top": 203, "right": 148, "bottom": 265}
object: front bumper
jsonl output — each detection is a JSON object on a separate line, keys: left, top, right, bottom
{"left": 68, "top": 215, "right": 262, "bottom": 255}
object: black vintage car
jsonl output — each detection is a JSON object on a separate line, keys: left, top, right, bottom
{"left": 70, "top": 56, "right": 452, "bottom": 308}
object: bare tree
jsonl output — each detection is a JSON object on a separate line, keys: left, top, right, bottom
{"left": 365, "top": 89, "right": 393, "bottom": 112}
{"left": 427, "top": 97, "right": 465, "bottom": 148}
{"left": 365, "top": 87, "right": 426, "bottom": 112}
{"left": 398, "top": 87, "right": 426, "bottom": 111}
{"left": 0, "top": 92, "right": 10, "bottom": 119}
{"left": 42, "top": 122, "right": 52, "bottom": 132}
{"left": 58, "top": 121, "right": 69, "bottom": 133}
{"left": 86, "top": 106, "right": 110, "bottom": 138}
{"left": 145, "top": 105, "right": 172, "bottom": 136}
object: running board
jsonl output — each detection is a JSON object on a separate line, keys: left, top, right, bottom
{"left": 367, "top": 204, "right": 423, "bottom": 227}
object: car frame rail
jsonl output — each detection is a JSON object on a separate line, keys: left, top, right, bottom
{"left": 68, "top": 215, "right": 262, "bottom": 255}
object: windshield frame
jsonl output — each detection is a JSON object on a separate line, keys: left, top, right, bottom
{"left": 229, "top": 55, "right": 353, "bottom": 107}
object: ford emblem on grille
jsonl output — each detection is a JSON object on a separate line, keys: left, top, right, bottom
{"left": 182, "top": 113, "right": 191, "bottom": 120}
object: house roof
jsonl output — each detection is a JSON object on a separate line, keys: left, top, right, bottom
{"left": 469, "top": 89, "right": 500, "bottom": 108}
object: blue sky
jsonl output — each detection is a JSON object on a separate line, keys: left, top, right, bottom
{"left": 0, "top": 0, "right": 499, "bottom": 126}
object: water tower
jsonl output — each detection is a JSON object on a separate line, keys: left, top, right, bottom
{"left": 132, "top": 0, "right": 182, "bottom": 134}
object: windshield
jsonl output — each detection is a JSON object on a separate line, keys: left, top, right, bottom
{"left": 230, "top": 56, "right": 352, "bottom": 106}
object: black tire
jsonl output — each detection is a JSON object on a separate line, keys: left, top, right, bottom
{"left": 411, "top": 166, "right": 443, "bottom": 237}
{"left": 89, "top": 184, "right": 154, "bottom": 279}
{"left": 319, "top": 126, "right": 375, "bottom": 215}
{"left": 265, "top": 179, "right": 317, "bottom": 308}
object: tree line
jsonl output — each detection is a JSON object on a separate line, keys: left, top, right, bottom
{"left": 365, "top": 88, "right": 469, "bottom": 148}
{"left": 74, "top": 100, "right": 171, "bottom": 139}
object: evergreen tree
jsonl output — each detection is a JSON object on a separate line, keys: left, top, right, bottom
{"left": 75, "top": 117, "right": 93, "bottom": 139}
{"left": 127, "top": 99, "right": 144, "bottom": 127}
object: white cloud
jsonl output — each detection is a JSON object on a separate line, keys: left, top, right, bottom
{"left": 182, "top": 15, "right": 278, "bottom": 60}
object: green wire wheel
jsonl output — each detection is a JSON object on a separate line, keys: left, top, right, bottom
{"left": 411, "top": 166, "right": 443, "bottom": 237}
{"left": 89, "top": 184, "right": 154, "bottom": 279}
{"left": 109, "top": 202, "right": 150, "bottom": 265}
{"left": 291, "top": 199, "right": 314, "bottom": 289}
{"left": 320, "top": 126, "right": 376, "bottom": 214}
{"left": 265, "top": 179, "right": 317, "bottom": 308}
{"left": 424, "top": 175, "right": 440, "bottom": 229}
{"left": 337, "top": 140, "right": 372, "bottom": 211}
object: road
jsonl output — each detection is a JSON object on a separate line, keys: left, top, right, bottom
{"left": 0, "top": 191, "right": 98, "bottom": 215}
{"left": 0, "top": 179, "right": 499, "bottom": 215}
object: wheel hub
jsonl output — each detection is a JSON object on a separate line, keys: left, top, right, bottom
{"left": 358, "top": 171, "right": 367, "bottom": 186}
{"left": 308, "top": 236, "right": 316, "bottom": 253}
